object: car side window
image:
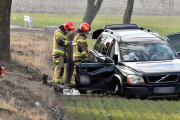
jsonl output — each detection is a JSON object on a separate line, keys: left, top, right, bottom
{"left": 94, "top": 34, "right": 106, "bottom": 52}
{"left": 99, "top": 36, "right": 113, "bottom": 55}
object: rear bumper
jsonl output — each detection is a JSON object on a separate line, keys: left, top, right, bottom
{"left": 124, "top": 83, "right": 180, "bottom": 97}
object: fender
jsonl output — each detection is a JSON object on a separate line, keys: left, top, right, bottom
{"left": 114, "top": 74, "right": 123, "bottom": 95}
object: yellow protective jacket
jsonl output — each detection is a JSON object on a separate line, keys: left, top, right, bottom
{"left": 73, "top": 33, "right": 88, "bottom": 62}
{"left": 52, "top": 29, "right": 70, "bottom": 57}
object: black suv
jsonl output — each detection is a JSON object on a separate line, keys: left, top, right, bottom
{"left": 75, "top": 24, "right": 180, "bottom": 99}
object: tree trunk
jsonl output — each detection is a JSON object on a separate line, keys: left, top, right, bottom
{"left": 83, "top": 0, "right": 103, "bottom": 25}
{"left": 0, "top": 0, "right": 12, "bottom": 61}
{"left": 123, "top": 0, "right": 135, "bottom": 24}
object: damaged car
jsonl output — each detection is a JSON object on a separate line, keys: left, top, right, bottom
{"left": 75, "top": 24, "right": 180, "bottom": 99}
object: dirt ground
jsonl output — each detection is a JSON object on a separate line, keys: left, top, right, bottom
{"left": 0, "top": 30, "right": 65, "bottom": 120}
{"left": 11, "top": 0, "right": 180, "bottom": 16}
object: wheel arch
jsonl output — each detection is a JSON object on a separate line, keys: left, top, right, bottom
{"left": 113, "top": 74, "right": 123, "bottom": 95}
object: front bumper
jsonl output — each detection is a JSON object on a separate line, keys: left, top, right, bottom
{"left": 124, "top": 83, "right": 180, "bottom": 97}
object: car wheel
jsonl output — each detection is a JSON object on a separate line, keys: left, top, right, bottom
{"left": 125, "top": 92, "right": 136, "bottom": 99}
{"left": 115, "top": 80, "right": 121, "bottom": 95}
{"left": 140, "top": 96, "right": 147, "bottom": 100}
{"left": 126, "top": 95, "right": 136, "bottom": 99}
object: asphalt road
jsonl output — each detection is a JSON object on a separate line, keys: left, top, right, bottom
{"left": 11, "top": 0, "right": 180, "bottom": 16}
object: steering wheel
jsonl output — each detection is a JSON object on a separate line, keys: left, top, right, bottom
{"left": 151, "top": 55, "right": 158, "bottom": 60}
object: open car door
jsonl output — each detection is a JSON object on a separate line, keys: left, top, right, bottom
{"left": 166, "top": 33, "right": 180, "bottom": 57}
{"left": 75, "top": 56, "right": 116, "bottom": 91}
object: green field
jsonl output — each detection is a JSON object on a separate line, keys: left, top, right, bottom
{"left": 11, "top": 13, "right": 180, "bottom": 37}
{"left": 63, "top": 95, "right": 180, "bottom": 120}
{"left": 11, "top": 13, "right": 180, "bottom": 50}
{"left": 11, "top": 13, "right": 180, "bottom": 120}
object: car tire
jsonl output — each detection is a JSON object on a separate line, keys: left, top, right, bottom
{"left": 115, "top": 83, "right": 121, "bottom": 95}
{"left": 125, "top": 92, "right": 136, "bottom": 99}
{"left": 125, "top": 95, "right": 136, "bottom": 99}
{"left": 115, "top": 79, "right": 122, "bottom": 95}
{"left": 140, "top": 96, "right": 147, "bottom": 100}
{"left": 126, "top": 95, "right": 136, "bottom": 99}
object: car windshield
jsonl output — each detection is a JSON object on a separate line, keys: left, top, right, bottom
{"left": 120, "top": 41, "right": 177, "bottom": 62}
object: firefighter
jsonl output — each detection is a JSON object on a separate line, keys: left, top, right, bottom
{"left": 72, "top": 23, "right": 91, "bottom": 83}
{"left": 52, "top": 22, "right": 75, "bottom": 84}
{"left": 73, "top": 23, "right": 91, "bottom": 61}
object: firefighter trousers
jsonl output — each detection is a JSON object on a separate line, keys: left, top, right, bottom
{"left": 53, "top": 55, "right": 64, "bottom": 83}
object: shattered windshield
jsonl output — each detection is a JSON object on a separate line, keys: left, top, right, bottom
{"left": 120, "top": 41, "right": 177, "bottom": 62}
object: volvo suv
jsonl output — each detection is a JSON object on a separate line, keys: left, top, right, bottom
{"left": 75, "top": 24, "right": 180, "bottom": 99}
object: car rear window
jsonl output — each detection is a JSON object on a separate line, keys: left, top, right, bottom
{"left": 94, "top": 34, "right": 106, "bottom": 52}
{"left": 99, "top": 36, "right": 113, "bottom": 55}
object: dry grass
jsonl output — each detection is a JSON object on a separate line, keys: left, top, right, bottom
{"left": 0, "top": 30, "right": 64, "bottom": 120}
{"left": 11, "top": 30, "right": 53, "bottom": 79}
{"left": 0, "top": 97, "right": 48, "bottom": 120}
{"left": 0, "top": 76, "right": 50, "bottom": 120}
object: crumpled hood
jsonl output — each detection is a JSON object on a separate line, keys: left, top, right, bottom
{"left": 122, "top": 59, "right": 180, "bottom": 74}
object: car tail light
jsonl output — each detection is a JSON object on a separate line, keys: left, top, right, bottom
{"left": 0, "top": 67, "right": 5, "bottom": 76}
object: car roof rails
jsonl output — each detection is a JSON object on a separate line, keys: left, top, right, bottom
{"left": 140, "top": 27, "right": 165, "bottom": 40}
{"left": 102, "top": 24, "right": 141, "bottom": 30}
{"left": 104, "top": 29, "right": 119, "bottom": 36}
{"left": 104, "top": 29, "right": 114, "bottom": 34}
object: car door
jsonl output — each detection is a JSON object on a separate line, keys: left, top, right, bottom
{"left": 76, "top": 35, "right": 116, "bottom": 91}
{"left": 166, "top": 33, "right": 180, "bottom": 57}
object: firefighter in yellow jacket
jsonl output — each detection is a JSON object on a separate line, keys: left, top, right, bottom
{"left": 52, "top": 22, "right": 75, "bottom": 84}
{"left": 73, "top": 23, "right": 91, "bottom": 62}
{"left": 72, "top": 23, "right": 91, "bottom": 83}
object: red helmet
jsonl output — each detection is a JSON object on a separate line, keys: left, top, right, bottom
{"left": 80, "top": 23, "right": 91, "bottom": 32}
{"left": 63, "top": 22, "right": 75, "bottom": 31}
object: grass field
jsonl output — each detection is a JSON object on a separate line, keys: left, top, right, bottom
{"left": 11, "top": 13, "right": 180, "bottom": 50}
{"left": 10, "top": 13, "right": 180, "bottom": 120}
{"left": 11, "top": 13, "right": 180, "bottom": 37}
{"left": 63, "top": 95, "right": 180, "bottom": 120}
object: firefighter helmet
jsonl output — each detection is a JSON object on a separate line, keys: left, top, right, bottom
{"left": 63, "top": 22, "right": 75, "bottom": 31}
{"left": 80, "top": 23, "right": 91, "bottom": 32}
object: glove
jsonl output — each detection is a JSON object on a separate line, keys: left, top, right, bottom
{"left": 81, "top": 51, "right": 89, "bottom": 58}
{"left": 71, "top": 43, "right": 77, "bottom": 46}
{"left": 70, "top": 41, "right": 77, "bottom": 46}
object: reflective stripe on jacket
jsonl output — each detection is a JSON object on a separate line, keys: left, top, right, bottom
{"left": 53, "top": 47, "right": 65, "bottom": 54}
{"left": 52, "top": 29, "right": 69, "bottom": 56}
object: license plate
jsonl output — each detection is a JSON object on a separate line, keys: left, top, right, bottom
{"left": 153, "top": 87, "right": 175, "bottom": 93}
